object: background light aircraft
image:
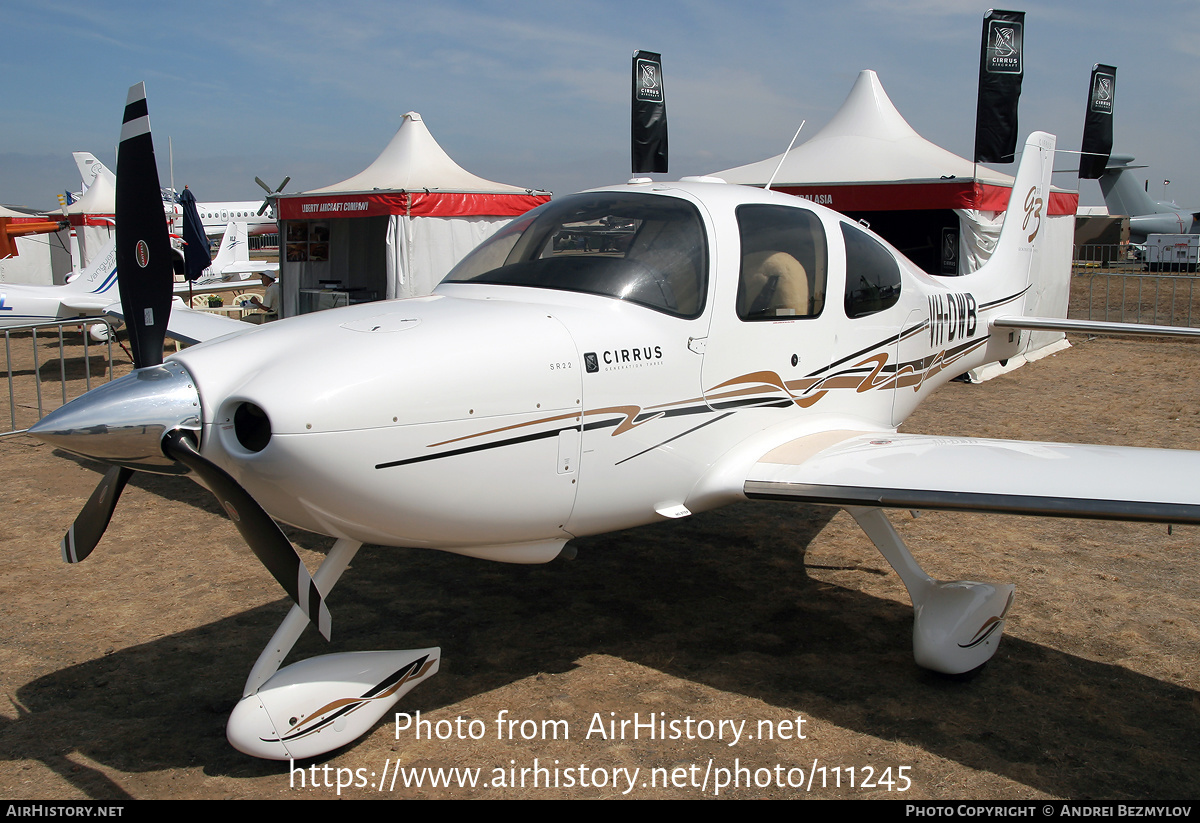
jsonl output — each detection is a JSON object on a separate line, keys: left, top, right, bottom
{"left": 186, "top": 221, "right": 278, "bottom": 287}
{"left": 0, "top": 240, "right": 117, "bottom": 328}
{"left": 193, "top": 198, "right": 276, "bottom": 237}
{"left": 27, "top": 85, "right": 1200, "bottom": 761}
{"left": 71, "top": 151, "right": 276, "bottom": 237}
{"left": 0, "top": 220, "right": 266, "bottom": 338}
{"left": 1099, "top": 155, "right": 1199, "bottom": 241}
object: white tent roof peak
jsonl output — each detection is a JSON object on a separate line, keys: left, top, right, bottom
{"left": 309, "top": 111, "right": 542, "bottom": 195}
{"left": 65, "top": 170, "right": 116, "bottom": 215}
{"left": 714, "top": 69, "right": 1011, "bottom": 187}
{"left": 818, "top": 69, "right": 921, "bottom": 141}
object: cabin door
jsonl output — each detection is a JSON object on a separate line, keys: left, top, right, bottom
{"left": 701, "top": 203, "right": 834, "bottom": 411}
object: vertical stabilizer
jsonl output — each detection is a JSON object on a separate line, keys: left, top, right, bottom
{"left": 1099, "top": 155, "right": 1162, "bottom": 215}
{"left": 72, "top": 152, "right": 116, "bottom": 192}
{"left": 62, "top": 239, "right": 118, "bottom": 297}
{"left": 973, "top": 130, "right": 1055, "bottom": 294}
{"left": 210, "top": 222, "right": 250, "bottom": 271}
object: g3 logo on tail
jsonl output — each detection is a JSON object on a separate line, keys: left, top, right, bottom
{"left": 1023, "top": 186, "right": 1043, "bottom": 243}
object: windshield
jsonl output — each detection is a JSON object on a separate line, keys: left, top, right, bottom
{"left": 442, "top": 192, "right": 708, "bottom": 318}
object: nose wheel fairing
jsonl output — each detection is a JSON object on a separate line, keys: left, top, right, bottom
{"left": 226, "top": 538, "right": 442, "bottom": 760}
{"left": 228, "top": 649, "right": 440, "bottom": 760}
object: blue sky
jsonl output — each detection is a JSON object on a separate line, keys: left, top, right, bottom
{"left": 2, "top": 0, "right": 1197, "bottom": 212}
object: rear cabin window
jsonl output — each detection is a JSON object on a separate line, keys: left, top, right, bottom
{"left": 442, "top": 192, "right": 708, "bottom": 318}
{"left": 841, "top": 222, "right": 901, "bottom": 318}
{"left": 735, "top": 204, "right": 827, "bottom": 320}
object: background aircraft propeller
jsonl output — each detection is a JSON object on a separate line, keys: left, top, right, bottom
{"left": 255, "top": 175, "right": 290, "bottom": 217}
{"left": 35, "top": 84, "right": 331, "bottom": 639}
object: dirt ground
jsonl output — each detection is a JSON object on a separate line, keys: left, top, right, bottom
{"left": 1, "top": 306, "right": 1198, "bottom": 798}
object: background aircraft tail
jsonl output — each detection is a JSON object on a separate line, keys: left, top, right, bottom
{"left": 62, "top": 239, "right": 118, "bottom": 297}
{"left": 72, "top": 152, "right": 116, "bottom": 193}
{"left": 194, "top": 221, "right": 275, "bottom": 282}
{"left": 210, "top": 221, "right": 249, "bottom": 269}
{"left": 1099, "top": 155, "right": 1167, "bottom": 215}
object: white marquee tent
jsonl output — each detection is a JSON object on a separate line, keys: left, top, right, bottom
{"left": 0, "top": 205, "right": 62, "bottom": 285}
{"left": 713, "top": 70, "right": 1078, "bottom": 376}
{"left": 65, "top": 168, "right": 116, "bottom": 272}
{"left": 275, "top": 112, "right": 550, "bottom": 316}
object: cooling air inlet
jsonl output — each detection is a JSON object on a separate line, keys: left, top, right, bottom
{"left": 234, "top": 402, "right": 272, "bottom": 453}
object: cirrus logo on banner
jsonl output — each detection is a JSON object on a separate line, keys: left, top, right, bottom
{"left": 986, "top": 21, "right": 1022, "bottom": 74}
{"left": 1091, "top": 73, "right": 1115, "bottom": 114}
{"left": 637, "top": 58, "right": 662, "bottom": 103}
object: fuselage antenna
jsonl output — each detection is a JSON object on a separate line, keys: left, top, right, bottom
{"left": 764, "top": 120, "right": 805, "bottom": 192}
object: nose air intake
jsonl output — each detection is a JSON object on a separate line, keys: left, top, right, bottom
{"left": 234, "top": 402, "right": 272, "bottom": 453}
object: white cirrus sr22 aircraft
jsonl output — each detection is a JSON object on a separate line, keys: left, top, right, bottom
{"left": 28, "top": 84, "right": 1200, "bottom": 760}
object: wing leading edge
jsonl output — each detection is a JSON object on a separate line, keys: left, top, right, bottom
{"left": 745, "top": 431, "right": 1200, "bottom": 524}
{"left": 106, "top": 301, "right": 254, "bottom": 346}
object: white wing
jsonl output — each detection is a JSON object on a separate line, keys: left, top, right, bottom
{"left": 216, "top": 261, "right": 278, "bottom": 276}
{"left": 745, "top": 431, "right": 1200, "bottom": 524}
{"left": 105, "top": 301, "right": 254, "bottom": 346}
{"left": 59, "top": 296, "right": 118, "bottom": 313}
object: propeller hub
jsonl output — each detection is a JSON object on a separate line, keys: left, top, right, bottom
{"left": 29, "top": 361, "right": 202, "bottom": 473}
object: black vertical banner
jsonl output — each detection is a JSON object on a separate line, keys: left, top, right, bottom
{"left": 1079, "top": 64, "right": 1117, "bottom": 179}
{"left": 631, "top": 50, "right": 668, "bottom": 174}
{"left": 973, "top": 10, "right": 1025, "bottom": 164}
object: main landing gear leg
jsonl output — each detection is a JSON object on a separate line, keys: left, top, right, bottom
{"left": 226, "top": 537, "right": 441, "bottom": 760}
{"left": 847, "top": 507, "right": 1013, "bottom": 674}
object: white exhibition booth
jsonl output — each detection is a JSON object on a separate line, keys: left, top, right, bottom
{"left": 714, "top": 70, "right": 1079, "bottom": 377}
{"left": 275, "top": 112, "right": 550, "bottom": 317}
{"left": 65, "top": 169, "right": 116, "bottom": 273}
{"left": 0, "top": 206, "right": 59, "bottom": 285}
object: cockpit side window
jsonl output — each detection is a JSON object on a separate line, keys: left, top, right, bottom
{"left": 442, "top": 193, "right": 708, "bottom": 318}
{"left": 842, "top": 222, "right": 902, "bottom": 318}
{"left": 735, "top": 204, "right": 827, "bottom": 321}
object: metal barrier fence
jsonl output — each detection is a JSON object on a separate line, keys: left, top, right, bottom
{"left": 2, "top": 318, "right": 120, "bottom": 436}
{"left": 1073, "top": 244, "right": 1200, "bottom": 328}
{"left": 249, "top": 233, "right": 279, "bottom": 251}
{"left": 1073, "top": 243, "right": 1141, "bottom": 272}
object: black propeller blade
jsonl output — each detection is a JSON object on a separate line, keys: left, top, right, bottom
{"left": 163, "top": 431, "right": 331, "bottom": 639}
{"left": 38, "top": 83, "right": 333, "bottom": 641}
{"left": 115, "top": 82, "right": 174, "bottom": 370}
{"left": 61, "top": 465, "right": 134, "bottom": 564}
{"left": 52, "top": 82, "right": 171, "bottom": 563}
